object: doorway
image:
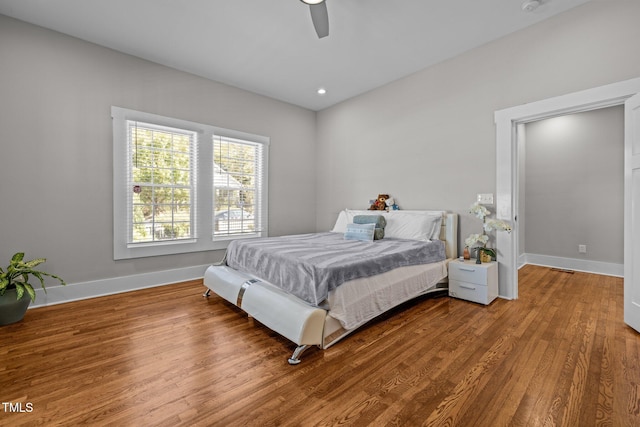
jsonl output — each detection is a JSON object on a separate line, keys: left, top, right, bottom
{"left": 494, "top": 77, "right": 640, "bottom": 300}
{"left": 519, "top": 106, "right": 624, "bottom": 276}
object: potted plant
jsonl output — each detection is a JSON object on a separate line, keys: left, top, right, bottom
{"left": 0, "top": 252, "right": 66, "bottom": 325}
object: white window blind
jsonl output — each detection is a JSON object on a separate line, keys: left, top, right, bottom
{"left": 213, "top": 136, "right": 264, "bottom": 238}
{"left": 127, "top": 121, "right": 197, "bottom": 244}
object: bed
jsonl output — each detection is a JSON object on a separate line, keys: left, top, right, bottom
{"left": 203, "top": 209, "right": 458, "bottom": 364}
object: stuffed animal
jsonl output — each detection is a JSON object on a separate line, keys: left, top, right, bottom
{"left": 369, "top": 194, "right": 390, "bottom": 211}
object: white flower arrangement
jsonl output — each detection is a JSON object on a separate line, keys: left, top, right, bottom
{"left": 484, "top": 218, "right": 512, "bottom": 233}
{"left": 469, "top": 202, "right": 490, "bottom": 220}
{"left": 465, "top": 233, "right": 488, "bottom": 248}
{"left": 465, "top": 201, "right": 512, "bottom": 261}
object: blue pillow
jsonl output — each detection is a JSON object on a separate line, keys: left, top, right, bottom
{"left": 353, "top": 215, "right": 386, "bottom": 240}
{"left": 344, "top": 222, "right": 376, "bottom": 241}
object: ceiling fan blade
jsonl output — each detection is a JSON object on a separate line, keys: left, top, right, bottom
{"left": 309, "top": 2, "right": 329, "bottom": 38}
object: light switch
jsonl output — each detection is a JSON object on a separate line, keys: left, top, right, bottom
{"left": 477, "top": 193, "right": 494, "bottom": 205}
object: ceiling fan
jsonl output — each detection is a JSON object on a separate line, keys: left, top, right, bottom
{"left": 300, "top": 0, "right": 329, "bottom": 39}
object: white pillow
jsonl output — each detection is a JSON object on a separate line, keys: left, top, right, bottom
{"left": 333, "top": 209, "right": 443, "bottom": 240}
{"left": 331, "top": 210, "right": 349, "bottom": 233}
{"left": 384, "top": 211, "right": 443, "bottom": 241}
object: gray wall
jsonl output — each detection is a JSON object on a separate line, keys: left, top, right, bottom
{"left": 2, "top": 0, "right": 640, "bottom": 291}
{"left": 0, "top": 15, "right": 317, "bottom": 285}
{"left": 523, "top": 106, "right": 624, "bottom": 263}
{"left": 315, "top": 0, "right": 640, "bottom": 254}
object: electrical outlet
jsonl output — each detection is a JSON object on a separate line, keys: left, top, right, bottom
{"left": 477, "top": 193, "right": 494, "bottom": 205}
{"left": 578, "top": 245, "right": 587, "bottom": 254}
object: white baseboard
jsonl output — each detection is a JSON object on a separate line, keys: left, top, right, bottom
{"left": 29, "top": 264, "right": 212, "bottom": 309}
{"left": 518, "top": 253, "right": 527, "bottom": 269}
{"left": 519, "top": 253, "right": 623, "bottom": 277}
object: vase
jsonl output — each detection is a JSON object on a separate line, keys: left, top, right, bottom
{"left": 463, "top": 247, "right": 470, "bottom": 260}
{"left": 0, "top": 288, "right": 31, "bottom": 325}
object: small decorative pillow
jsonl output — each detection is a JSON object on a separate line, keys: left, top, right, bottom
{"left": 353, "top": 215, "right": 386, "bottom": 240}
{"left": 353, "top": 215, "right": 387, "bottom": 229}
{"left": 344, "top": 222, "right": 376, "bottom": 241}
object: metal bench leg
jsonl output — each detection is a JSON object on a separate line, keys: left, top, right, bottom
{"left": 288, "top": 345, "right": 311, "bottom": 365}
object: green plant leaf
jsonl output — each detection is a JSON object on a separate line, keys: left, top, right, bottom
{"left": 11, "top": 252, "right": 25, "bottom": 263}
{"left": 23, "top": 258, "right": 46, "bottom": 268}
{"left": 24, "top": 283, "right": 36, "bottom": 301}
{"left": 31, "top": 272, "right": 47, "bottom": 292}
{"left": 15, "top": 283, "right": 25, "bottom": 300}
{"left": 48, "top": 273, "right": 66, "bottom": 287}
{"left": 2, "top": 252, "right": 65, "bottom": 298}
{"left": 36, "top": 271, "right": 66, "bottom": 288}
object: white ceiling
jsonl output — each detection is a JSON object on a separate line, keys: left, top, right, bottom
{"left": 0, "top": 0, "right": 593, "bottom": 111}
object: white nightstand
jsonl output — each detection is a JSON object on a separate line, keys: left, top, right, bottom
{"left": 448, "top": 259, "right": 498, "bottom": 305}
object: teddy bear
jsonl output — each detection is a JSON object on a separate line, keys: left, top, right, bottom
{"left": 369, "top": 194, "right": 390, "bottom": 211}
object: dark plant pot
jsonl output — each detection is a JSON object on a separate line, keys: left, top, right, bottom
{"left": 0, "top": 288, "right": 31, "bottom": 325}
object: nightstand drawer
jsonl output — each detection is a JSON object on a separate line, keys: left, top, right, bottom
{"left": 449, "top": 262, "right": 490, "bottom": 284}
{"left": 449, "top": 279, "right": 490, "bottom": 305}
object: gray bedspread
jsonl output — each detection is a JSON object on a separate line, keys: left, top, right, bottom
{"left": 225, "top": 232, "right": 445, "bottom": 306}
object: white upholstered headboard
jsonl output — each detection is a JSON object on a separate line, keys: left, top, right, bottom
{"left": 439, "top": 213, "right": 458, "bottom": 260}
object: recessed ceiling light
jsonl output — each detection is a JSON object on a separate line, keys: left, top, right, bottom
{"left": 317, "top": 88, "right": 327, "bottom": 95}
{"left": 300, "top": 0, "right": 325, "bottom": 5}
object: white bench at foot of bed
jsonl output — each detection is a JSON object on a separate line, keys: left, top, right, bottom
{"left": 204, "top": 265, "right": 327, "bottom": 364}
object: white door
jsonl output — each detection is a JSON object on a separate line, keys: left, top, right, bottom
{"left": 625, "top": 93, "right": 640, "bottom": 332}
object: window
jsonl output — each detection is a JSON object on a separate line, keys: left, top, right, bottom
{"left": 212, "top": 136, "right": 265, "bottom": 238}
{"left": 112, "top": 107, "right": 268, "bottom": 259}
{"left": 129, "top": 122, "right": 196, "bottom": 244}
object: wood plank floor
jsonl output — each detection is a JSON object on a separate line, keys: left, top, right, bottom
{"left": 1, "top": 265, "right": 639, "bottom": 426}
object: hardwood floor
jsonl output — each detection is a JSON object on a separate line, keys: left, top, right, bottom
{"left": 1, "top": 265, "right": 639, "bottom": 426}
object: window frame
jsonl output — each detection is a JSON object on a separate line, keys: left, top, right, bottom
{"left": 112, "top": 107, "right": 269, "bottom": 260}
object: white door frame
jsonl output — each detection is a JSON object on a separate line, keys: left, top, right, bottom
{"left": 624, "top": 93, "right": 640, "bottom": 332}
{"left": 495, "top": 77, "right": 640, "bottom": 300}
